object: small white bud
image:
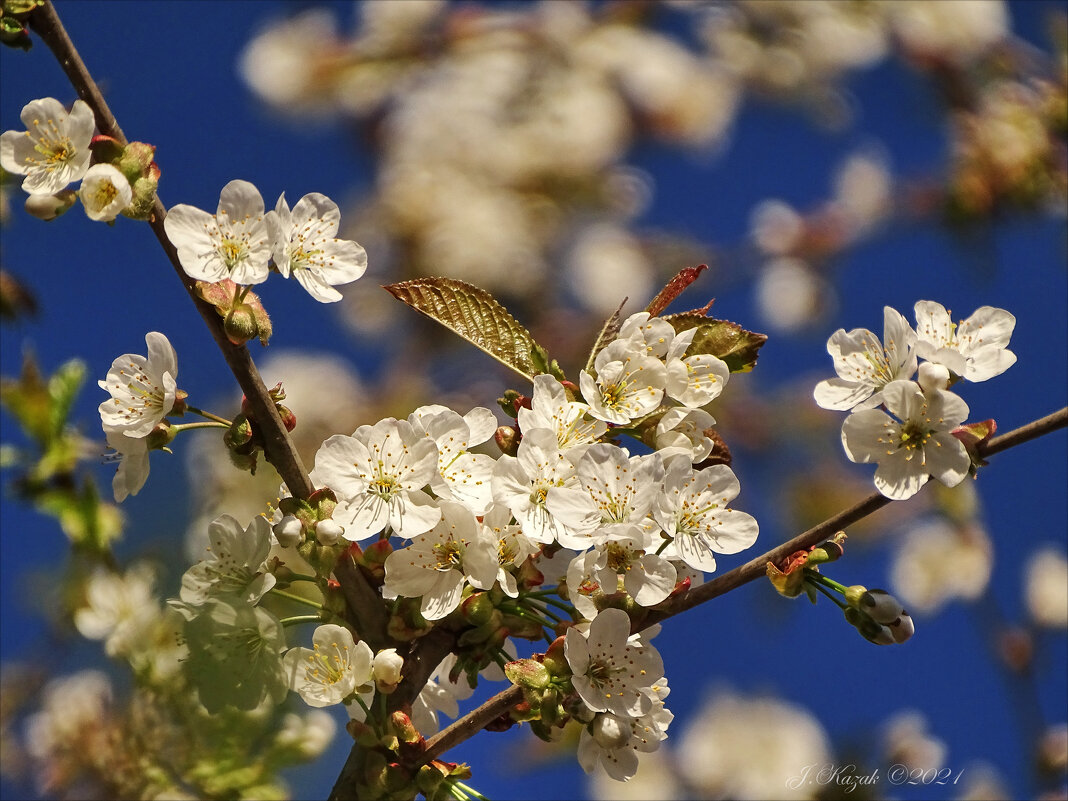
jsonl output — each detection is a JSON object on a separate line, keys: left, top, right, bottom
{"left": 315, "top": 519, "right": 344, "bottom": 545}
{"left": 373, "top": 648, "right": 404, "bottom": 692}
{"left": 918, "top": 362, "right": 951, "bottom": 393}
{"left": 591, "top": 713, "right": 631, "bottom": 750}
{"left": 273, "top": 514, "right": 304, "bottom": 547}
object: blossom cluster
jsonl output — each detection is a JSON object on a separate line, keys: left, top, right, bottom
{"left": 164, "top": 180, "right": 367, "bottom": 303}
{"left": 0, "top": 97, "right": 134, "bottom": 221}
{"left": 815, "top": 300, "right": 1016, "bottom": 500}
{"left": 115, "top": 308, "right": 760, "bottom": 783}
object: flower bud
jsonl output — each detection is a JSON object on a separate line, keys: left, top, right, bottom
{"left": 24, "top": 189, "right": 76, "bottom": 221}
{"left": 887, "top": 611, "right": 915, "bottom": 644}
{"left": 918, "top": 361, "right": 952, "bottom": 393}
{"left": 373, "top": 648, "right": 404, "bottom": 693}
{"left": 273, "top": 514, "right": 304, "bottom": 547}
{"left": 844, "top": 606, "right": 895, "bottom": 645}
{"left": 460, "top": 592, "right": 495, "bottom": 626}
{"left": 857, "top": 588, "right": 906, "bottom": 624}
{"left": 277, "top": 404, "right": 297, "bottom": 432}
{"left": 591, "top": 713, "right": 630, "bottom": 750}
{"left": 494, "top": 425, "right": 520, "bottom": 456}
{"left": 315, "top": 519, "right": 345, "bottom": 546}
{"left": 223, "top": 304, "right": 258, "bottom": 345}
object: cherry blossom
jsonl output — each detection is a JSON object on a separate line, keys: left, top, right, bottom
{"left": 841, "top": 379, "right": 971, "bottom": 500}
{"left": 0, "top": 97, "right": 94, "bottom": 195}
{"left": 98, "top": 331, "right": 178, "bottom": 438}
{"left": 266, "top": 192, "right": 368, "bottom": 302}
{"left": 163, "top": 179, "right": 272, "bottom": 285}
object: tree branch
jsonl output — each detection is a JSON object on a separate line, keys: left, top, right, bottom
{"left": 419, "top": 406, "right": 1068, "bottom": 765}
{"left": 26, "top": 0, "right": 390, "bottom": 639}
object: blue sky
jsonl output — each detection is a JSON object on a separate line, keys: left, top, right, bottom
{"left": 2, "top": 2, "right": 1066, "bottom": 800}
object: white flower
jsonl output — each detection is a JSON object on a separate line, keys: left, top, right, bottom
{"left": 654, "top": 406, "right": 716, "bottom": 463}
{"left": 408, "top": 404, "right": 497, "bottom": 515}
{"left": 98, "top": 331, "right": 178, "bottom": 437}
{"left": 655, "top": 460, "right": 759, "bottom": 574}
{"left": 491, "top": 427, "right": 600, "bottom": 547}
{"left": 481, "top": 502, "right": 539, "bottom": 597}
{"left": 578, "top": 679, "right": 673, "bottom": 782}
{"left": 310, "top": 417, "right": 442, "bottom": 541}
{"left": 565, "top": 607, "right": 664, "bottom": 718}
{"left": 78, "top": 164, "right": 132, "bottom": 222}
{"left": 575, "top": 444, "right": 664, "bottom": 543}
{"left": 586, "top": 528, "right": 678, "bottom": 608}
{"left": 663, "top": 327, "right": 730, "bottom": 409}
{"left": 25, "top": 671, "right": 113, "bottom": 762}
{"left": 383, "top": 501, "right": 499, "bottom": 620}
{"left": 73, "top": 563, "right": 159, "bottom": 658}
{"left": 841, "top": 379, "right": 971, "bottom": 500}
{"left": 813, "top": 306, "right": 917, "bottom": 411}
{"left": 517, "top": 373, "right": 607, "bottom": 456}
{"left": 178, "top": 597, "right": 288, "bottom": 713}
{"left": 266, "top": 192, "right": 368, "bottom": 302}
{"left": 913, "top": 301, "right": 1016, "bottom": 382}
{"left": 677, "top": 691, "right": 832, "bottom": 800}
{"left": 889, "top": 516, "right": 992, "bottom": 614}
{"left": 1024, "top": 547, "right": 1068, "bottom": 629}
{"left": 180, "top": 515, "right": 277, "bottom": 606}
{"left": 579, "top": 337, "right": 667, "bottom": 425}
{"left": 282, "top": 623, "right": 373, "bottom": 708}
{"left": 105, "top": 428, "right": 151, "bottom": 502}
{"left": 618, "top": 312, "right": 678, "bottom": 359}
{"left": 0, "top": 98, "right": 94, "bottom": 195}
{"left": 163, "top": 179, "right": 272, "bottom": 284}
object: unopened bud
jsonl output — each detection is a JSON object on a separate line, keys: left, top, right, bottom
{"left": 273, "top": 514, "right": 304, "bottom": 547}
{"left": 857, "top": 588, "right": 906, "bottom": 624}
{"left": 918, "top": 361, "right": 952, "bottom": 393}
{"left": 494, "top": 425, "right": 520, "bottom": 456}
{"left": 373, "top": 648, "right": 404, "bottom": 693}
{"left": 24, "top": 189, "right": 76, "bottom": 221}
{"left": 590, "top": 713, "right": 630, "bottom": 750}
{"left": 315, "top": 519, "right": 345, "bottom": 545}
{"left": 223, "top": 304, "right": 258, "bottom": 345}
{"left": 277, "top": 404, "right": 297, "bottom": 432}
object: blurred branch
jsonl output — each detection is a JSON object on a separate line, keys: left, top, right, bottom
{"left": 26, "top": 0, "right": 390, "bottom": 640}
{"left": 419, "top": 406, "right": 1068, "bottom": 767}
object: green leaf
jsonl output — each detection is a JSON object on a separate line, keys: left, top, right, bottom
{"left": 665, "top": 313, "right": 768, "bottom": 373}
{"left": 0, "top": 353, "right": 52, "bottom": 445}
{"left": 47, "top": 358, "right": 86, "bottom": 441}
{"left": 384, "top": 277, "right": 548, "bottom": 381}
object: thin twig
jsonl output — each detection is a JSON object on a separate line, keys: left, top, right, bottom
{"left": 420, "top": 406, "right": 1068, "bottom": 765}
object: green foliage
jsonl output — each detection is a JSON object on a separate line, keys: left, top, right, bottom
{"left": 0, "top": 353, "right": 123, "bottom": 550}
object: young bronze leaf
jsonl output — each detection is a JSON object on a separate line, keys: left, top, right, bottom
{"left": 666, "top": 312, "right": 768, "bottom": 373}
{"left": 645, "top": 264, "right": 709, "bottom": 317}
{"left": 383, "top": 277, "right": 545, "bottom": 381}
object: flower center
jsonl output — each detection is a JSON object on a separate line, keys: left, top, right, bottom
{"left": 897, "top": 420, "right": 932, "bottom": 451}
{"left": 432, "top": 540, "right": 464, "bottom": 570}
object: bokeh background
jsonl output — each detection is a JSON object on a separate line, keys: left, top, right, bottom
{"left": 1, "top": 1, "right": 1066, "bottom": 799}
